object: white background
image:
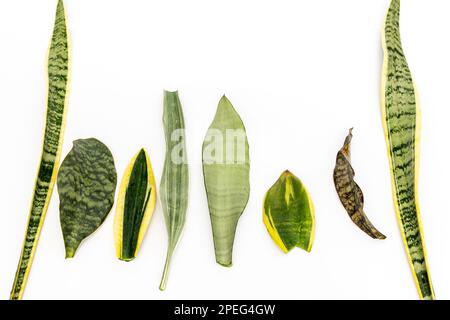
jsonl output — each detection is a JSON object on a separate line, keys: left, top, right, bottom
{"left": 0, "top": 0, "right": 449, "bottom": 300}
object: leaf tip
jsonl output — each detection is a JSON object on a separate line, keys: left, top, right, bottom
{"left": 138, "top": 148, "right": 148, "bottom": 160}
{"left": 372, "top": 230, "right": 387, "bottom": 240}
{"left": 65, "top": 249, "right": 76, "bottom": 259}
{"left": 282, "top": 170, "right": 292, "bottom": 176}
{"left": 219, "top": 94, "right": 231, "bottom": 105}
{"left": 280, "top": 247, "right": 290, "bottom": 254}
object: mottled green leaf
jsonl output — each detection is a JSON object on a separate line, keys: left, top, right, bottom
{"left": 11, "top": 0, "right": 70, "bottom": 300}
{"left": 57, "top": 138, "right": 117, "bottom": 258}
{"left": 202, "top": 95, "right": 250, "bottom": 267}
{"left": 263, "top": 171, "right": 315, "bottom": 253}
{"left": 333, "top": 129, "right": 386, "bottom": 240}
{"left": 159, "top": 91, "right": 189, "bottom": 290}
{"left": 114, "top": 149, "right": 156, "bottom": 261}
{"left": 381, "top": 0, "right": 434, "bottom": 300}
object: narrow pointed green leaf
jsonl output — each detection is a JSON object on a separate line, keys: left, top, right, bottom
{"left": 11, "top": 0, "right": 70, "bottom": 300}
{"left": 159, "top": 91, "right": 189, "bottom": 290}
{"left": 57, "top": 138, "right": 117, "bottom": 258}
{"left": 202, "top": 95, "right": 250, "bottom": 267}
{"left": 114, "top": 149, "right": 156, "bottom": 261}
{"left": 263, "top": 171, "right": 315, "bottom": 253}
{"left": 381, "top": 0, "right": 434, "bottom": 299}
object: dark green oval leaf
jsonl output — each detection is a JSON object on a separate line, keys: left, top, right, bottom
{"left": 57, "top": 138, "right": 117, "bottom": 258}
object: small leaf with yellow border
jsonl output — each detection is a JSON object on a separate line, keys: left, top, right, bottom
{"left": 263, "top": 171, "right": 315, "bottom": 253}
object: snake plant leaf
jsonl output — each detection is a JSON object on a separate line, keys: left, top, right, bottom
{"left": 159, "top": 91, "right": 189, "bottom": 291}
{"left": 263, "top": 171, "right": 315, "bottom": 253}
{"left": 381, "top": 0, "right": 434, "bottom": 300}
{"left": 333, "top": 129, "right": 386, "bottom": 240}
{"left": 202, "top": 95, "right": 250, "bottom": 267}
{"left": 114, "top": 149, "right": 156, "bottom": 261}
{"left": 10, "top": 0, "right": 70, "bottom": 300}
{"left": 57, "top": 138, "right": 117, "bottom": 258}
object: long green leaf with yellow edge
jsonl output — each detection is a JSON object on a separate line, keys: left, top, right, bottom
{"left": 202, "top": 96, "right": 250, "bottom": 267}
{"left": 159, "top": 91, "right": 189, "bottom": 291}
{"left": 263, "top": 171, "right": 315, "bottom": 253}
{"left": 10, "top": 0, "right": 70, "bottom": 300}
{"left": 381, "top": 0, "right": 434, "bottom": 300}
{"left": 114, "top": 149, "right": 156, "bottom": 261}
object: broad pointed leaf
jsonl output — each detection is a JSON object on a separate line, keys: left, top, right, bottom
{"left": 57, "top": 138, "right": 117, "bottom": 258}
{"left": 202, "top": 95, "right": 250, "bottom": 267}
{"left": 263, "top": 170, "right": 315, "bottom": 253}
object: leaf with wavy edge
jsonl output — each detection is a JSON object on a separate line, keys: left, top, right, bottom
{"left": 57, "top": 138, "right": 117, "bottom": 258}
{"left": 333, "top": 129, "right": 386, "bottom": 240}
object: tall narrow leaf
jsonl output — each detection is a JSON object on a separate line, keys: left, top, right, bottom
{"left": 114, "top": 149, "right": 156, "bottom": 261}
{"left": 202, "top": 96, "right": 250, "bottom": 267}
{"left": 159, "top": 91, "right": 188, "bottom": 290}
{"left": 381, "top": 0, "right": 434, "bottom": 299}
{"left": 10, "top": 0, "right": 70, "bottom": 300}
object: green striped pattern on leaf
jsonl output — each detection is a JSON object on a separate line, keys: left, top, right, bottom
{"left": 202, "top": 96, "right": 250, "bottom": 267}
{"left": 381, "top": 0, "right": 434, "bottom": 300}
{"left": 57, "top": 138, "right": 117, "bottom": 258}
{"left": 159, "top": 91, "right": 189, "bottom": 290}
{"left": 10, "top": 0, "right": 69, "bottom": 300}
{"left": 263, "top": 171, "right": 315, "bottom": 253}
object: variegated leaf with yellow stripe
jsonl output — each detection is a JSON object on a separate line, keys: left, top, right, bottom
{"left": 11, "top": 0, "right": 70, "bottom": 300}
{"left": 114, "top": 149, "right": 156, "bottom": 261}
{"left": 263, "top": 171, "right": 315, "bottom": 253}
